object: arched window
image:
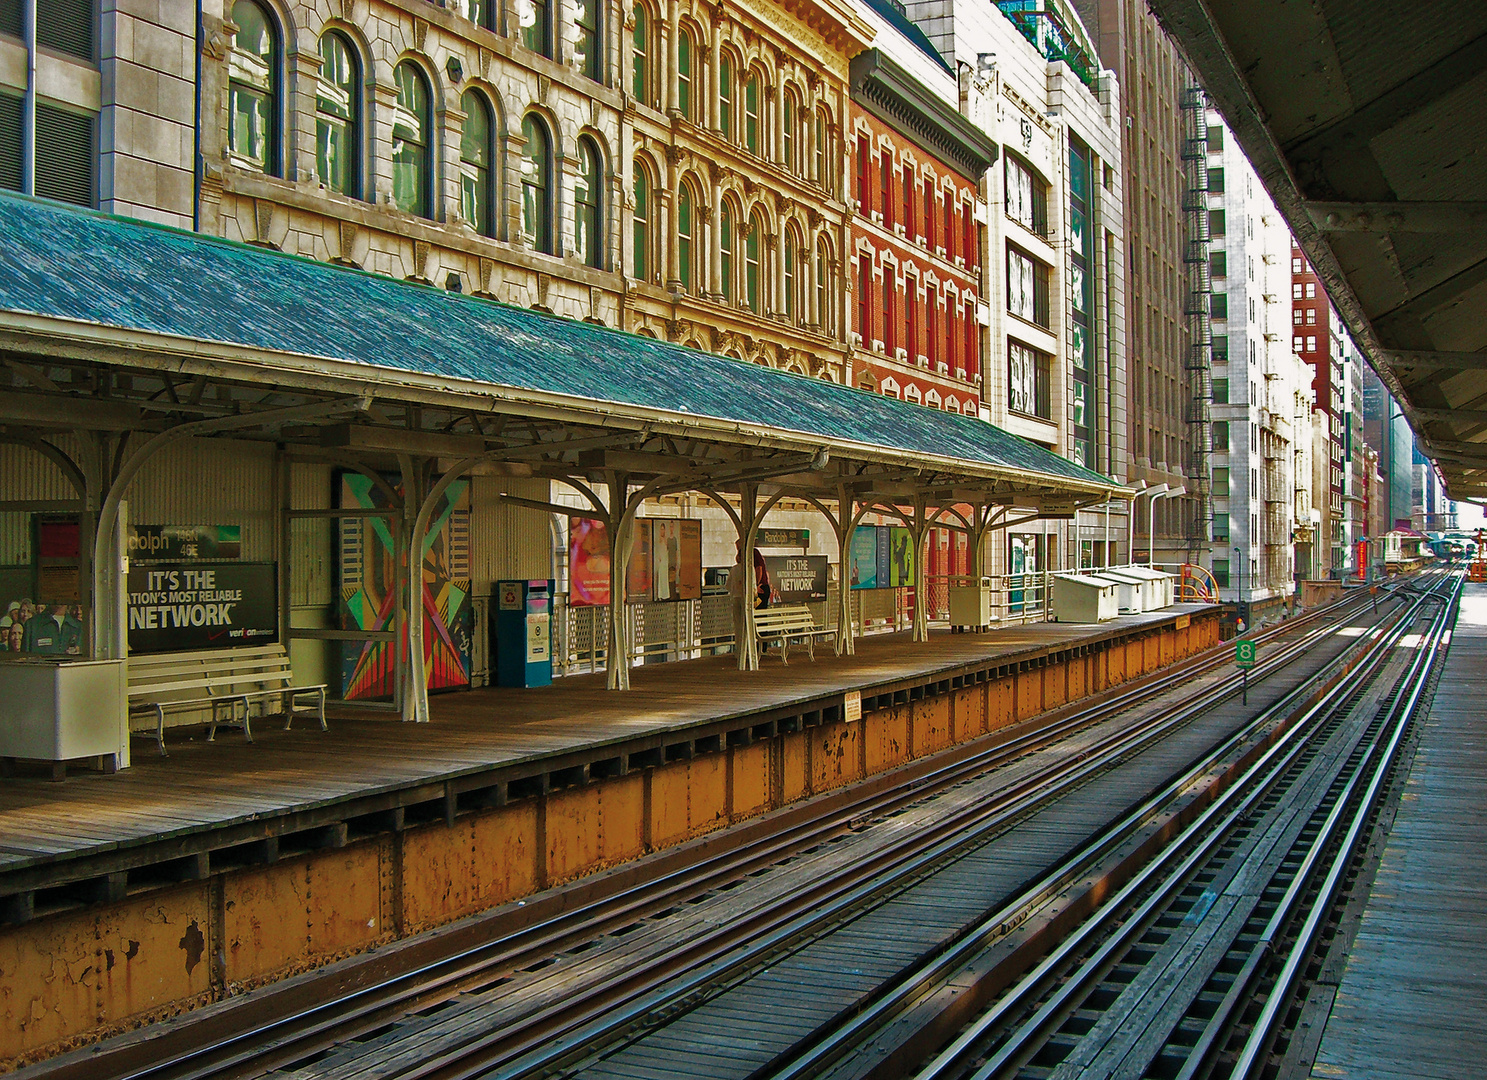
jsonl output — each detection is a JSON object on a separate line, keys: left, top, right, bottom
{"left": 228, "top": 1, "right": 277, "bottom": 174}
{"left": 783, "top": 234, "right": 795, "bottom": 322}
{"left": 677, "top": 184, "right": 695, "bottom": 292}
{"left": 745, "top": 211, "right": 762, "bottom": 313}
{"left": 816, "top": 108, "right": 831, "bottom": 190}
{"left": 632, "top": 162, "right": 651, "bottom": 280}
{"left": 631, "top": 4, "right": 650, "bottom": 105}
{"left": 520, "top": 114, "right": 552, "bottom": 253}
{"left": 676, "top": 29, "right": 693, "bottom": 120}
{"left": 816, "top": 242, "right": 830, "bottom": 333}
{"left": 460, "top": 90, "right": 495, "bottom": 236}
{"left": 518, "top": 0, "right": 550, "bottom": 57}
{"left": 574, "top": 0, "right": 600, "bottom": 81}
{"left": 782, "top": 93, "right": 795, "bottom": 173}
{"left": 743, "top": 71, "right": 761, "bottom": 154}
{"left": 719, "top": 55, "right": 733, "bottom": 140}
{"left": 575, "top": 137, "right": 602, "bottom": 268}
{"left": 316, "top": 33, "right": 360, "bottom": 196}
{"left": 454, "top": 0, "right": 496, "bottom": 29}
{"left": 391, "top": 62, "right": 431, "bottom": 218}
{"left": 720, "top": 203, "right": 734, "bottom": 301}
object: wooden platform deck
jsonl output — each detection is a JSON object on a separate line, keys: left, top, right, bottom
{"left": 0, "top": 608, "right": 1205, "bottom": 891}
{"left": 1310, "top": 583, "right": 1487, "bottom": 1079}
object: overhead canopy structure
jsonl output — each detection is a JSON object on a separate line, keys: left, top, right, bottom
{"left": 0, "top": 193, "right": 1120, "bottom": 708}
{"left": 1148, "top": 0, "right": 1487, "bottom": 499}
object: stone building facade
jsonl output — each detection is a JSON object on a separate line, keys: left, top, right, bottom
{"left": 623, "top": 0, "right": 871, "bottom": 380}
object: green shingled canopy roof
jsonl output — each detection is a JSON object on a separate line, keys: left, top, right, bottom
{"left": 0, "top": 193, "right": 1115, "bottom": 493}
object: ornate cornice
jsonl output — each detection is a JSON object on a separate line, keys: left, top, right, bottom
{"left": 849, "top": 50, "right": 1000, "bottom": 180}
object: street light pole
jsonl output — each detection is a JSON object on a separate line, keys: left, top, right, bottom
{"left": 1234, "top": 543, "right": 1245, "bottom": 628}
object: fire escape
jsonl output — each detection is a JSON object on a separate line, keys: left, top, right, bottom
{"left": 1180, "top": 84, "right": 1213, "bottom": 559}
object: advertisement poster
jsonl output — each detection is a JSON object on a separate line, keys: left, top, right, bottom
{"left": 849, "top": 526, "right": 879, "bottom": 589}
{"left": 889, "top": 527, "right": 915, "bottom": 587}
{"left": 649, "top": 519, "right": 703, "bottom": 602}
{"left": 128, "top": 525, "right": 242, "bottom": 561}
{"left": 569, "top": 517, "right": 611, "bottom": 607}
{"left": 764, "top": 555, "right": 828, "bottom": 602}
{"left": 678, "top": 519, "right": 702, "bottom": 600}
{"left": 339, "top": 473, "right": 472, "bottom": 700}
{"left": 126, "top": 562, "right": 278, "bottom": 654}
{"left": 627, "top": 519, "right": 653, "bottom": 602}
{"left": 876, "top": 527, "right": 892, "bottom": 586}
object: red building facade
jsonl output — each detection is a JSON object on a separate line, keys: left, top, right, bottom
{"left": 847, "top": 51, "right": 996, "bottom": 414}
{"left": 1292, "top": 240, "right": 1346, "bottom": 562}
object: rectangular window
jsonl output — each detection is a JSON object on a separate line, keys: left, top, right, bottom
{"left": 1213, "top": 334, "right": 1229, "bottom": 362}
{"left": 1209, "top": 209, "right": 1226, "bottom": 236}
{"left": 964, "top": 298, "right": 977, "bottom": 377}
{"left": 0, "top": 89, "right": 19, "bottom": 194}
{"left": 1209, "top": 250, "right": 1227, "bottom": 278}
{"left": 883, "top": 270, "right": 896, "bottom": 354}
{"left": 1292, "top": 282, "right": 1303, "bottom": 299}
{"left": 1005, "top": 156, "right": 1049, "bottom": 236}
{"left": 1008, "top": 340, "right": 1051, "bottom": 419}
{"left": 1292, "top": 257, "right": 1303, "bottom": 273}
{"left": 39, "top": 0, "right": 93, "bottom": 60}
{"left": 1212, "top": 377, "right": 1228, "bottom": 404}
{"left": 963, "top": 207, "right": 975, "bottom": 271}
{"left": 1212, "top": 466, "right": 1229, "bottom": 496}
{"left": 1006, "top": 246, "right": 1050, "bottom": 328}
{"left": 902, "top": 164, "right": 914, "bottom": 238}
{"left": 906, "top": 279, "right": 918, "bottom": 358}
{"left": 858, "top": 258, "right": 871, "bottom": 343}
{"left": 1306, "top": 307, "right": 1316, "bottom": 324}
{"left": 1207, "top": 167, "right": 1225, "bottom": 192}
{"left": 1212, "top": 420, "right": 1229, "bottom": 452}
{"left": 1211, "top": 557, "right": 1230, "bottom": 585}
{"left": 1210, "top": 294, "right": 1228, "bottom": 320}
{"left": 1305, "top": 282, "right": 1316, "bottom": 298}
{"left": 880, "top": 150, "right": 893, "bottom": 228}
{"left": 924, "top": 183, "right": 935, "bottom": 248}
{"left": 943, "top": 190, "right": 954, "bottom": 260}
{"left": 1206, "top": 124, "right": 1223, "bottom": 151}
{"left": 1293, "top": 307, "right": 1304, "bottom": 325}
{"left": 1306, "top": 335, "right": 1316, "bottom": 351}
{"left": 1214, "top": 514, "right": 1231, "bottom": 541}
{"left": 856, "top": 136, "right": 870, "bottom": 213}
{"left": 1294, "top": 335, "right": 1304, "bottom": 353}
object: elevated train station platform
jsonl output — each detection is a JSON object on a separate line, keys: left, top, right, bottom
{"left": 0, "top": 605, "right": 1217, "bottom": 1068}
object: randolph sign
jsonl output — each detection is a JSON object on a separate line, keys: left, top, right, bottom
{"left": 126, "top": 562, "right": 278, "bottom": 653}
{"left": 127, "top": 524, "right": 242, "bottom": 561}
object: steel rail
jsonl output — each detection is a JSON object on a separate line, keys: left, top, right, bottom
{"left": 1218, "top": 572, "right": 1461, "bottom": 1080}
{"left": 894, "top": 574, "right": 1451, "bottom": 1080}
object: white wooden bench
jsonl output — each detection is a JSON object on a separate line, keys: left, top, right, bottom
{"left": 753, "top": 604, "right": 835, "bottom": 664}
{"left": 127, "top": 644, "right": 327, "bottom": 755}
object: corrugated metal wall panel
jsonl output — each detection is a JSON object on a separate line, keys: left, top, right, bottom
{"left": 288, "top": 461, "right": 335, "bottom": 610}
{"left": 471, "top": 476, "right": 553, "bottom": 594}
{"left": 129, "top": 438, "right": 277, "bottom": 561}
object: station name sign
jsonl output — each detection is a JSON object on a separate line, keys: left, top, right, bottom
{"left": 128, "top": 524, "right": 241, "bottom": 561}
{"left": 126, "top": 562, "right": 278, "bottom": 653}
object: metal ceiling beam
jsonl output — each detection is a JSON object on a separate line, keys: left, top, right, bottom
{"left": 1384, "top": 349, "right": 1487, "bottom": 370}
{"left": 1307, "top": 201, "right": 1487, "bottom": 233}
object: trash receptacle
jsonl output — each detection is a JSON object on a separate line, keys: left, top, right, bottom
{"left": 494, "top": 580, "right": 554, "bottom": 687}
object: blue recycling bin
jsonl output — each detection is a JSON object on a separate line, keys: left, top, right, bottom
{"left": 494, "top": 580, "right": 554, "bottom": 687}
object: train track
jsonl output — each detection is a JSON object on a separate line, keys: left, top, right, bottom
{"left": 868, "top": 571, "right": 1460, "bottom": 1080}
{"left": 19, "top": 584, "right": 1423, "bottom": 1080}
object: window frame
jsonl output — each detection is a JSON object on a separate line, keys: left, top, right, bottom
{"left": 573, "top": 0, "right": 601, "bottom": 82}
{"left": 391, "top": 61, "right": 432, "bottom": 219}
{"left": 459, "top": 89, "right": 496, "bottom": 237}
{"left": 519, "top": 0, "right": 552, "bottom": 58}
{"left": 520, "top": 113, "right": 554, "bottom": 254}
{"left": 315, "top": 32, "right": 362, "bottom": 199}
{"left": 631, "top": 4, "right": 651, "bottom": 105}
{"left": 575, "top": 136, "right": 603, "bottom": 268}
{"left": 632, "top": 160, "right": 652, "bottom": 281}
{"left": 744, "top": 210, "right": 762, "bottom": 313}
{"left": 227, "top": 0, "right": 280, "bottom": 176}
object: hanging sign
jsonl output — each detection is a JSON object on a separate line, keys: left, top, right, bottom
{"left": 128, "top": 525, "right": 242, "bottom": 561}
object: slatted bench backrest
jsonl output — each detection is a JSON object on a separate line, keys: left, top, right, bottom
{"left": 128, "top": 644, "right": 293, "bottom": 708}
{"left": 753, "top": 606, "right": 821, "bottom": 634}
